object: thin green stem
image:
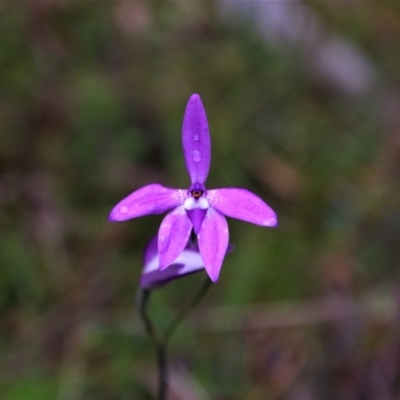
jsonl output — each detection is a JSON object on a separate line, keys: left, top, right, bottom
{"left": 138, "top": 289, "right": 167, "bottom": 399}
{"left": 156, "top": 342, "right": 167, "bottom": 400}
{"left": 163, "top": 276, "right": 212, "bottom": 343}
{"left": 137, "top": 289, "right": 157, "bottom": 343}
{"left": 137, "top": 276, "right": 212, "bottom": 400}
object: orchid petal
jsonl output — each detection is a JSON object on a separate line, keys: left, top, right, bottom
{"left": 182, "top": 94, "right": 211, "bottom": 185}
{"left": 198, "top": 209, "right": 229, "bottom": 282}
{"left": 158, "top": 207, "right": 193, "bottom": 270}
{"left": 142, "top": 235, "right": 158, "bottom": 267}
{"left": 109, "top": 184, "right": 184, "bottom": 222}
{"left": 141, "top": 234, "right": 235, "bottom": 289}
{"left": 208, "top": 188, "right": 278, "bottom": 227}
{"left": 186, "top": 207, "right": 207, "bottom": 234}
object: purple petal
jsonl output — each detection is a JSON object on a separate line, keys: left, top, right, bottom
{"left": 143, "top": 235, "right": 158, "bottom": 267}
{"left": 158, "top": 207, "right": 193, "bottom": 270}
{"left": 186, "top": 207, "right": 207, "bottom": 234}
{"left": 207, "top": 188, "right": 278, "bottom": 227}
{"left": 109, "top": 184, "right": 184, "bottom": 222}
{"left": 182, "top": 94, "right": 211, "bottom": 185}
{"left": 141, "top": 234, "right": 235, "bottom": 289}
{"left": 198, "top": 209, "right": 229, "bottom": 282}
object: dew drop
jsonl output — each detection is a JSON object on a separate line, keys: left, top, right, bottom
{"left": 120, "top": 206, "right": 129, "bottom": 214}
{"left": 192, "top": 150, "right": 201, "bottom": 163}
{"left": 193, "top": 135, "right": 199, "bottom": 141}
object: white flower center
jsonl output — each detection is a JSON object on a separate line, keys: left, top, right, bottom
{"left": 184, "top": 197, "right": 209, "bottom": 210}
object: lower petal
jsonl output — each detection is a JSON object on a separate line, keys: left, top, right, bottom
{"left": 198, "top": 209, "right": 229, "bottom": 282}
{"left": 158, "top": 206, "right": 193, "bottom": 270}
{"left": 186, "top": 207, "right": 207, "bottom": 234}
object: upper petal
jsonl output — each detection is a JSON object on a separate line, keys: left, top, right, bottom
{"left": 198, "top": 209, "right": 229, "bottom": 282}
{"left": 158, "top": 206, "right": 193, "bottom": 270}
{"left": 182, "top": 94, "right": 211, "bottom": 185}
{"left": 109, "top": 184, "right": 184, "bottom": 221}
{"left": 207, "top": 188, "right": 278, "bottom": 227}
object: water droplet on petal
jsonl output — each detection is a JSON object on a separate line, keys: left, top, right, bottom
{"left": 120, "top": 206, "right": 129, "bottom": 214}
{"left": 192, "top": 150, "right": 201, "bottom": 163}
{"left": 193, "top": 135, "right": 199, "bottom": 141}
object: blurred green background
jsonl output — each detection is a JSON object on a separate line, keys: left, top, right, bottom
{"left": 2, "top": 1, "right": 400, "bottom": 399}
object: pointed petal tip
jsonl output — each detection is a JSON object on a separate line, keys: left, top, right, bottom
{"left": 107, "top": 205, "right": 132, "bottom": 222}
{"left": 158, "top": 261, "right": 170, "bottom": 271}
{"left": 158, "top": 251, "right": 173, "bottom": 271}
{"left": 158, "top": 250, "right": 172, "bottom": 271}
{"left": 207, "top": 270, "right": 219, "bottom": 282}
{"left": 263, "top": 216, "right": 278, "bottom": 227}
{"left": 189, "top": 93, "right": 201, "bottom": 102}
{"left": 185, "top": 93, "right": 206, "bottom": 119}
{"left": 108, "top": 209, "right": 122, "bottom": 222}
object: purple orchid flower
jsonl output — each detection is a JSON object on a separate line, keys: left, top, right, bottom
{"left": 140, "top": 235, "right": 234, "bottom": 290}
{"left": 109, "top": 94, "right": 277, "bottom": 282}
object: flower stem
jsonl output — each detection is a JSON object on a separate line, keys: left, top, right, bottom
{"left": 137, "top": 276, "right": 212, "bottom": 400}
{"left": 137, "top": 289, "right": 167, "bottom": 400}
{"left": 163, "top": 276, "right": 212, "bottom": 343}
{"left": 155, "top": 342, "right": 167, "bottom": 400}
{"left": 137, "top": 289, "right": 156, "bottom": 342}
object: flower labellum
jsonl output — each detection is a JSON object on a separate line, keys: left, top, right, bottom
{"left": 140, "top": 236, "right": 205, "bottom": 290}
{"left": 140, "top": 235, "right": 234, "bottom": 290}
{"left": 109, "top": 94, "right": 278, "bottom": 282}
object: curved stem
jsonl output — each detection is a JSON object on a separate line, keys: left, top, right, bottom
{"left": 163, "top": 276, "right": 212, "bottom": 343}
{"left": 137, "top": 276, "right": 212, "bottom": 400}
{"left": 156, "top": 342, "right": 167, "bottom": 400}
{"left": 137, "top": 289, "right": 157, "bottom": 342}
{"left": 138, "top": 289, "right": 167, "bottom": 399}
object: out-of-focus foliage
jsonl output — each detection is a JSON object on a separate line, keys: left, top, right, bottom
{"left": 1, "top": 1, "right": 400, "bottom": 399}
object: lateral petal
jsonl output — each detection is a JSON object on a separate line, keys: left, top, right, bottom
{"left": 182, "top": 94, "right": 211, "bottom": 185}
{"left": 158, "top": 207, "right": 193, "bottom": 270}
{"left": 208, "top": 188, "right": 278, "bottom": 227}
{"left": 109, "top": 184, "right": 184, "bottom": 222}
{"left": 198, "top": 209, "right": 229, "bottom": 282}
